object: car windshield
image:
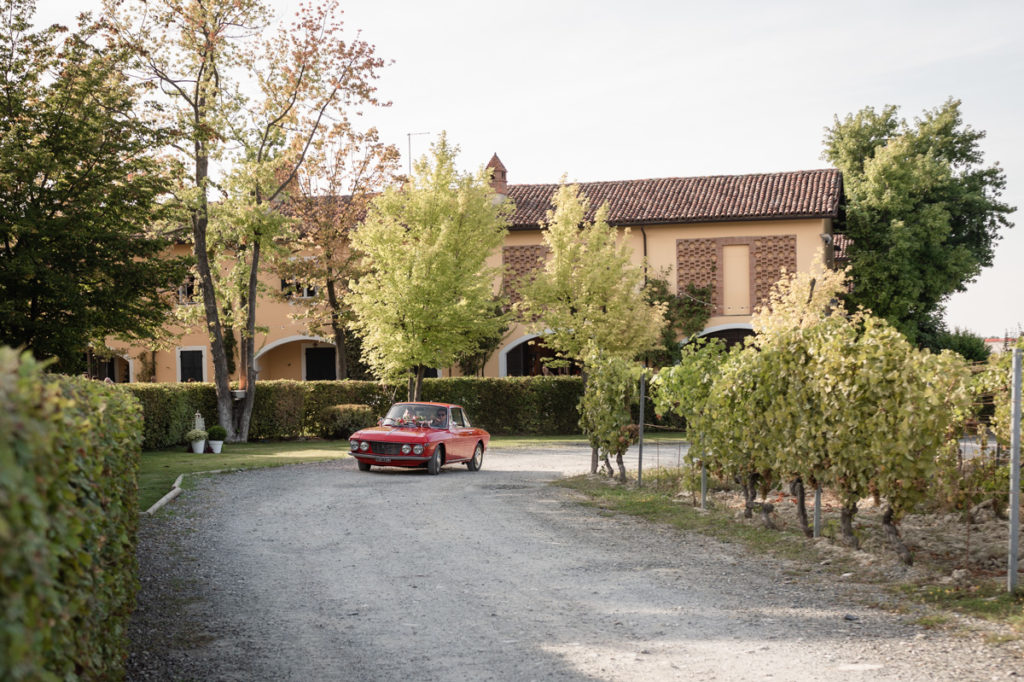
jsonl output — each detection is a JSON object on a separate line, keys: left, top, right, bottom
{"left": 381, "top": 404, "right": 444, "bottom": 427}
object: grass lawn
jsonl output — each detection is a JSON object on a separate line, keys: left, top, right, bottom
{"left": 139, "top": 441, "right": 348, "bottom": 511}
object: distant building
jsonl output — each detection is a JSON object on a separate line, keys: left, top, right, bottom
{"left": 105, "top": 157, "right": 845, "bottom": 382}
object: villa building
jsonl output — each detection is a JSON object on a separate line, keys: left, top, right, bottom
{"left": 103, "top": 157, "right": 844, "bottom": 383}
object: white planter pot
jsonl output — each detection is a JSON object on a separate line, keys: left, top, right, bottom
{"left": 191, "top": 439, "right": 205, "bottom": 454}
{"left": 208, "top": 440, "right": 223, "bottom": 454}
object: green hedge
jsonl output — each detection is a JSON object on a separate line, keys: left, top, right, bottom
{"left": 1, "top": 348, "right": 142, "bottom": 681}
{"left": 125, "top": 376, "right": 593, "bottom": 445}
{"left": 316, "top": 404, "right": 377, "bottom": 439}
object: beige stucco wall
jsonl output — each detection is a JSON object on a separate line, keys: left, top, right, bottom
{"left": 471, "top": 216, "right": 834, "bottom": 378}
{"left": 111, "top": 215, "right": 833, "bottom": 383}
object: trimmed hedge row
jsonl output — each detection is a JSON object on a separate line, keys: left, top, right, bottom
{"left": 1, "top": 348, "right": 142, "bottom": 681}
{"left": 124, "top": 376, "right": 592, "bottom": 447}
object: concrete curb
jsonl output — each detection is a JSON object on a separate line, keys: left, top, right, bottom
{"left": 143, "top": 468, "right": 246, "bottom": 516}
{"left": 145, "top": 474, "right": 185, "bottom": 515}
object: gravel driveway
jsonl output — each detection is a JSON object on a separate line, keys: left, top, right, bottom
{"left": 128, "top": 444, "right": 1024, "bottom": 681}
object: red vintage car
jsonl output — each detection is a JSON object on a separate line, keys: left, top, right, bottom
{"left": 349, "top": 402, "right": 489, "bottom": 474}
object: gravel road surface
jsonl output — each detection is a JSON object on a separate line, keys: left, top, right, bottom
{"left": 128, "top": 444, "right": 1024, "bottom": 681}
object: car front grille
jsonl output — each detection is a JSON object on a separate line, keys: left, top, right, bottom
{"left": 368, "top": 441, "right": 404, "bottom": 455}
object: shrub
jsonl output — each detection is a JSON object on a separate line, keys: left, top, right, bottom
{"left": 123, "top": 383, "right": 193, "bottom": 449}
{"left": 185, "top": 428, "right": 208, "bottom": 442}
{"left": 0, "top": 348, "right": 142, "bottom": 681}
{"left": 247, "top": 381, "right": 307, "bottom": 440}
{"left": 317, "top": 404, "right": 376, "bottom": 439}
{"left": 207, "top": 424, "right": 228, "bottom": 441}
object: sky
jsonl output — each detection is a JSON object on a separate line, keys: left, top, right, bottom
{"left": 34, "top": 0, "right": 1024, "bottom": 338}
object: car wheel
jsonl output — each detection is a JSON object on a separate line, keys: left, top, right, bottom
{"left": 466, "top": 443, "right": 483, "bottom": 471}
{"left": 427, "top": 446, "right": 442, "bottom": 475}
{"left": 357, "top": 461, "right": 371, "bottom": 472}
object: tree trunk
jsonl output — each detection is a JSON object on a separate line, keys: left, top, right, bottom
{"left": 231, "top": 237, "right": 262, "bottom": 442}
{"left": 882, "top": 506, "right": 913, "bottom": 565}
{"left": 192, "top": 150, "right": 235, "bottom": 441}
{"left": 325, "top": 277, "right": 348, "bottom": 379}
{"left": 759, "top": 501, "right": 777, "bottom": 530}
{"left": 615, "top": 451, "right": 627, "bottom": 483}
{"left": 791, "top": 477, "right": 812, "bottom": 538}
{"left": 743, "top": 472, "right": 758, "bottom": 519}
{"left": 414, "top": 366, "right": 425, "bottom": 401}
{"left": 840, "top": 502, "right": 859, "bottom": 549}
{"left": 590, "top": 445, "right": 599, "bottom": 475}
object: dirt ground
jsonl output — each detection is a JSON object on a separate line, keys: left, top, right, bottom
{"left": 699, "top": 485, "right": 1017, "bottom": 583}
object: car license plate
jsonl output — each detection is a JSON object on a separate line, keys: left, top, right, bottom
{"left": 381, "top": 457, "right": 391, "bottom": 463}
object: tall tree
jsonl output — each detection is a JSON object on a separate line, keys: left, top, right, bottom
{"left": 348, "top": 133, "right": 512, "bottom": 400}
{"left": 823, "top": 99, "right": 1014, "bottom": 345}
{"left": 517, "top": 183, "right": 665, "bottom": 472}
{"left": 281, "top": 124, "right": 401, "bottom": 380}
{"left": 0, "top": 1, "right": 187, "bottom": 373}
{"left": 105, "top": 0, "right": 388, "bottom": 440}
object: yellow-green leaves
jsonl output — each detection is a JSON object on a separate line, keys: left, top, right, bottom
{"left": 517, "top": 184, "right": 666, "bottom": 367}
{"left": 348, "top": 133, "right": 511, "bottom": 383}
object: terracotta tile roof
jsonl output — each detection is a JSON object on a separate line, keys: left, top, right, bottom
{"left": 505, "top": 169, "right": 842, "bottom": 230}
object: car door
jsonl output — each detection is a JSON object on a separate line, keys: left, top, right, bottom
{"left": 448, "top": 407, "right": 472, "bottom": 460}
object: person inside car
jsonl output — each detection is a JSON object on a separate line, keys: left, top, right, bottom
{"left": 430, "top": 408, "right": 447, "bottom": 428}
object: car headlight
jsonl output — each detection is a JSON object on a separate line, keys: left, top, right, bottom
{"left": 413, "top": 444, "right": 424, "bottom": 455}
{"left": 350, "top": 440, "right": 359, "bottom": 452}
{"left": 359, "top": 441, "right": 370, "bottom": 452}
{"left": 401, "top": 443, "right": 411, "bottom": 454}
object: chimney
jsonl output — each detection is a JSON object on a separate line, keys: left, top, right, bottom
{"left": 486, "top": 153, "right": 508, "bottom": 196}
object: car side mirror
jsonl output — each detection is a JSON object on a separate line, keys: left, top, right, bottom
{"left": 377, "top": 418, "right": 383, "bottom": 426}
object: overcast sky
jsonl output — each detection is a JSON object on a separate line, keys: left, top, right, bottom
{"left": 35, "top": 0, "right": 1024, "bottom": 337}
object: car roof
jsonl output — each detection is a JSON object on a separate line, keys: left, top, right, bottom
{"left": 392, "top": 402, "right": 460, "bottom": 409}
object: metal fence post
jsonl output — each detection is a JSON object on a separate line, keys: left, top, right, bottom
{"left": 814, "top": 486, "right": 822, "bottom": 538}
{"left": 1008, "top": 348, "right": 1021, "bottom": 593}
{"left": 637, "top": 372, "right": 645, "bottom": 488}
{"left": 700, "top": 460, "right": 707, "bottom": 510}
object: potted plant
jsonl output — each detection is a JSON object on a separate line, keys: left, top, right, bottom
{"left": 207, "top": 425, "right": 227, "bottom": 454}
{"left": 185, "top": 428, "right": 207, "bottom": 454}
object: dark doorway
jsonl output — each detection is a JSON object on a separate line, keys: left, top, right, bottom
{"left": 305, "top": 347, "right": 337, "bottom": 381}
{"left": 505, "top": 337, "right": 581, "bottom": 377}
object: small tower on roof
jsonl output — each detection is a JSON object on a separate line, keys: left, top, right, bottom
{"left": 486, "top": 153, "right": 508, "bottom": 196}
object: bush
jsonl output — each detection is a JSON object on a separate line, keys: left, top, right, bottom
{"left": 0, "top": 348, "right": 142, "bottom": 681}
{"left": 207, "top": 424, "right": 227, "bottom": 441}
{"left": 124, "top": 383, "right": 194, "bottom": 449}
{"left": 248, "top": 381, "right": 307, "bottom": 440}
{"left": 126, "top": 375, "right": 588, "bottom": 446}
{"left": 317, "top": 404, "right": 376, "bottom": 439}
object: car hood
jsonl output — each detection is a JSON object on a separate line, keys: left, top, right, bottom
{"left": 352, "top": 426, "right": 437, "bottom": 441}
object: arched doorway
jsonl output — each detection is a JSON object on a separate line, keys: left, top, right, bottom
{"left": 695, "top": 323, "right": 755, "bottom": 349}
{"left": 499, "top": 334, "right": 581, "bottom": 377}
{"left": 254, "top": 335, "right": 337, "bottom": 381}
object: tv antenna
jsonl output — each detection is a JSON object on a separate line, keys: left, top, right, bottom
{"left": 407, "top": 132, "right": 431, "bottom": 176}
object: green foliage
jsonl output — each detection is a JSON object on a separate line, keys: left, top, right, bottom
{"left": 517, "top": 184, "right": 666, "bottom": 367}
{"left": 823, "top": 99, "right": 1014, "bottom": 343}
{"left": 976, "top": 338, "right": 1024, "bottom": 449}
{"left": 651, "top": 264, "right": 977, "bottom": 555}
{"left": 316, "top": 404, "right": 376, "bottom": 439}
{"left": 650, "top": 337, "right": 728, "bottom": 463}
{"left": 122, "top": 383, "right": 195, "bottom": 449}
{"left": 421, "top": 376, "right": 583, "bottom": 435}
{"left": 0, "top": 6, "right": 189, "bottom": 373}
{"left": 642, "top": 272, "right": 713, "bottom": 367}
{"left": 930, "top": 327, "right": 991, "bottom": 362}
{"left": 349, "top": 133, "right": 512, "bottom": 393}
{"left": 128, "top": 377, "right": 586, "bottom": 443}
{"left": 207, "top": 425, "right": 228, "bottom": 441}
{"left": 247, "top": 381, "right": 308, "bottom": 441}
{"left": 0, "top": 347, "right": 142, "bottom": 681}
{"left": 185, "top": 428, "right": 208, "bottom": 442}
{"left": 578, "top": 350, "right": 643, "bottom": 479}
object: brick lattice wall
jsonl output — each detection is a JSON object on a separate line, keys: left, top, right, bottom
{"left": 676, "top": 238, "right": 720, "bottom": 313}
{"left": 502, "top": 245, "right": 548, "bottom": 302}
